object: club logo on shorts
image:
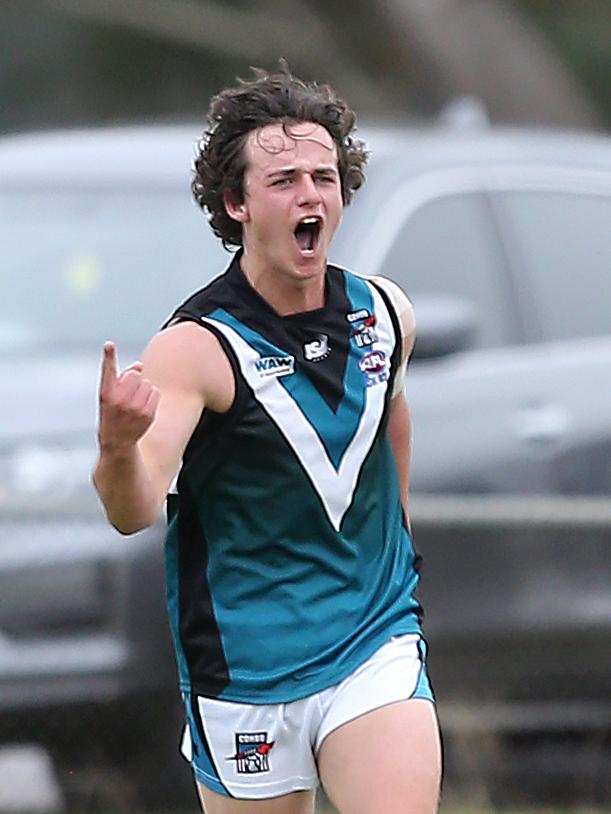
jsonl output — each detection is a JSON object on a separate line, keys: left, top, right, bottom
{"left": 227, "top": 732, "right": 275, "bottom": 774}
{"left": 359, "top": 350, "right": 389, "bottom": 387}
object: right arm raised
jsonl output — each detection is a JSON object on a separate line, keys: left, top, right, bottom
{"left": 93, "top": 322, "right": 233, "bottom": 534}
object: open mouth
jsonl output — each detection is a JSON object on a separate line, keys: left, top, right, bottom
{"left": 294, "top": 216, "right": 322, "bottom": 255}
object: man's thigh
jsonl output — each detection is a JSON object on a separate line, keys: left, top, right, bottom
{"left": 317, "top": 698, "right": 442, "bottom": 814}
{"left": 196, "top": 783, "right": 316, "bottom": 814}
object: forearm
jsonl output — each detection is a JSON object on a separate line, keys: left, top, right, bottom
{"left": 93, "top": 443, "right": 163, "bottom": 534}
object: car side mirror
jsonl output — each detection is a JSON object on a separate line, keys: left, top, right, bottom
{"left": 411, "top": 295, "right": 478, "bottom": 360}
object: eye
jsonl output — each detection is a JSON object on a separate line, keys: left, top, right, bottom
{"left": 272, "top": 177, "right": 292, "bottom": 187}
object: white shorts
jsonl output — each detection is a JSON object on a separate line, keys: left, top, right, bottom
{"left": 180, "top": 633, "right": 434, "bottom": 800}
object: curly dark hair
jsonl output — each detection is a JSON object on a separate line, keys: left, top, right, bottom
{"left": 192, "top": 62, "right": 368, "bottom": 248}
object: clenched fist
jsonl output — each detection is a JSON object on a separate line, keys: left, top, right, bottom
{"left": 97, "top": 341, "right": 160, "bottom": 451}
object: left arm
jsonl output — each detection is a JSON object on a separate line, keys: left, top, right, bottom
{"left": 370, "top": 275, "right": 416, "bottom": 532}
{"left": 387, "top": 392, "right": 413, "bottom": 532}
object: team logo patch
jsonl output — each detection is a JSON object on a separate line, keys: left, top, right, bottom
{"left": 303, "top": 334, "right": 330, "bottom": 362}
{"left": 350, "top": 312, "right": 378, "bottom": 348}
{"left": 346, "top": 308, "right": 370, "bottom": 323}
{"left": 227, "top": 732, "right": 275, "bottom": 774}
{"left": 359, "top": 350, "right": 389, "bottom": 387}
{"left": 254, "top": 355, "right": 295, "bottom": 378}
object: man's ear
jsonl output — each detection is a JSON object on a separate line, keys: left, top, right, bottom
{"left": 224, "top": 191, "right": 249, "bottom": 223}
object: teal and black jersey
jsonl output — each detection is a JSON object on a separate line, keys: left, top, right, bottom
{"left": 163, "top": 252, "right": 423, "bottom": 703}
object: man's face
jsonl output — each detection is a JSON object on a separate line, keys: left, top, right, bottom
{"left": 227, "top": 121, "right": 343, "bottom": 280}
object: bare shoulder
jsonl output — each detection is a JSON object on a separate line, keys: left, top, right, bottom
{"left": 141, "top": 320, "right": 234, "bottom": 413}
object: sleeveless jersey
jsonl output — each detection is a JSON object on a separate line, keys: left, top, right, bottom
{"left": 163, "top": 252, "right": 422, "bottom": 703}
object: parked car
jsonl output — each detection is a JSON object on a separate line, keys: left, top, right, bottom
{"left": 1, "top": 121, "right": 610, "bottom": 806}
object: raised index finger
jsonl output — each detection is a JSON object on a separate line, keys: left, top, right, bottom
{"left": 100, "top": 340, "right": 118, "bottom": 390}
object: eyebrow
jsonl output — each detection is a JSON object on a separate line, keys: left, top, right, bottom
{"left": 266, "top": 165, "right": 339, "bottom": 180}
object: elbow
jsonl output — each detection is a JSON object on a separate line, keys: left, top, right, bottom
{"left": 107, "top": 506, "right": 161, "bottom": 536}
{"left": 111, "top": 518, "right": 153, "bottom": 536}
{"left": 101, "top": 501, "right": 161, "bottom": 536}
{"left": 92, "top": 468, "right": 164, "bottom": 534}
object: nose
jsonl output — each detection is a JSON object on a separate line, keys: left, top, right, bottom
{"left": 296, "top": 173, "right": 321, "bottom": 206}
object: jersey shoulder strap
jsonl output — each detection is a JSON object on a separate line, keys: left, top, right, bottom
{"left": 369, "top": 275, "right": 415, "bottom": 397}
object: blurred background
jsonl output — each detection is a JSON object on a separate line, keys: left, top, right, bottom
{"left": 1, "top": 0, "right": 611, "bottom": 133}
{"left": 1, "top": 1, "right": 610, "bottom": 813}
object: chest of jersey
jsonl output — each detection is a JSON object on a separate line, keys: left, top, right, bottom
{"left": 200, "top": 275, "right": 397, "bottom": 532}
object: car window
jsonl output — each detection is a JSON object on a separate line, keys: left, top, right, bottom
{"left": 500, "top": 191, "right": 611, "bottom": 342}
{"left": 0, "top": 189, "right": 230, "bottom": 353}
{"left": 381, "top": 192, "right": 518, "bottom": 349}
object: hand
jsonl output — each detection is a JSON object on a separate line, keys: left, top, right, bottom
{"left": 97, "top": 341, "right": 160, "bottom": 452}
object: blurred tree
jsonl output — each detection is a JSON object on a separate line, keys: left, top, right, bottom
{"left": 511, "top": 0, "right": 611, "bottom": 124}
{"left": 37, "top": 0, "right": 390, "bottom": 110}
{"left": 347, "top": 0, "right": 603, "bottom": 126}
{"left": 0, "top": 0, "right": 608, "bottom": 132}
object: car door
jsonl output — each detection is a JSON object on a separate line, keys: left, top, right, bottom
{"left": 335, "top": 170, "right": 557, "bottom": 495}
{"left": 493, "top": 175, "right": 611, "bottom": 497}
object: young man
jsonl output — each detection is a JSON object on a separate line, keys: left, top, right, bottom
{"left": 94, "top": 66, "right": 442, "bottom": 814}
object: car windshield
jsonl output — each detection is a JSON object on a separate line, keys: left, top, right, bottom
{"left": 0, "top": 188, "right": 231, "bottom": 354}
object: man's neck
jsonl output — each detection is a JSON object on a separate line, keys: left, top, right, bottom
{"left": 240, "top": 253, "right": 326, "bottom": 316}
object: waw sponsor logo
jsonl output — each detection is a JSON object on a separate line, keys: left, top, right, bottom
{"left": 254, "top": 355, "right": 295, "bottom": 378}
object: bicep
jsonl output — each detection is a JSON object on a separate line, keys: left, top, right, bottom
{"left": 139, "top": 384, "right": 204, "bottom": 496}
{"left": 135, "top": 324, "right": 218, "bottom": 497}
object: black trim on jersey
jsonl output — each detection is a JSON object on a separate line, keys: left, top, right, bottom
{"left": 368, "top": 278, "right": 403, "bottom": 390}
{"left": 176, "top": 479, "right": 229, "bottom": 696}
{"left": 405, "top": 292, "right": 416, "bottom": 372}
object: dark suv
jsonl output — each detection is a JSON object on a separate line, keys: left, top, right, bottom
{"left": 1, "top": 122, "right": 610, "bottom": 806}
